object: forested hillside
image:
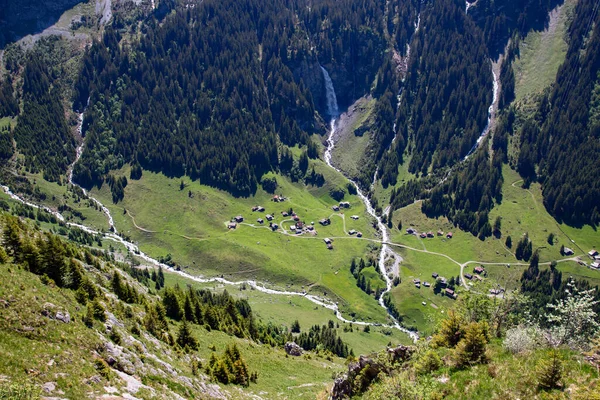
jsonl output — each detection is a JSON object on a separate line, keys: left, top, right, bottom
{"left": 516, "top": 0, "right": 600, "bottom": 225}
{"left": 469, "top": 0, "right": 562, "bottom": 55}
{"left": 71, "top": 0, "right": 395, "bottom": 196}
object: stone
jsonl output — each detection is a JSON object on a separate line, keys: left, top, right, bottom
{"left": 84, "top": 375, "right": 102, "bottom": 385}
{"left": 55, "top": 311, "right": 70, "bottom": 323}
{"left": 42, "top": 381, "right": 56, "bottom": 393}
{"left": 41, "top": 302, "right": 57, "bottom": 317}
{"left": 284, "top": 342, "right": 303, "bottom": 356}
{"left": 331, "top": 375, "right": 351, "bottom": 400}
{"left": 331, "top": 355, "right": 390, "bottom": 399}
{"left": 116, "top": 358, "right": 136, "bottom": 376}
{"left": 386, "top": 345, "right": 413, "bottom": 363}
{"left": 104, "top": 355, "right": 117, "bottom": 366}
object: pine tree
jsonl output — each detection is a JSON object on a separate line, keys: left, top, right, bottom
{"left": 493, "top": 216, "right": 502, "bottom": 238}
{"left": 177, "top": 318, "right": 199, "bottom": 351}
{"left": 506, "top": 235, "right": 512, "bottom": 249}
{"left": 163, "top": 287, "right": 181, "bottom": 320}
{"left": 91, "top": 298, "right": 106, "bottom": 322}
{"left": 537, "top": 350, "right": 563, "bottom": 390}
{"left": 291, "top": 319, "right": 301, "bottom": 333}
{"left": 454, "top": 321, "right": 489, "bottom": 368}
{"left": 157, "top": 266, "right": 165, "bottom": 288}
{"left": 83, "top": 302, "right": 94, "bottom": 327}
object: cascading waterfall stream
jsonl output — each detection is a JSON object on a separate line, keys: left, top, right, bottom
{"left": 321, "top": 66, "right": 418, "bottom": 341}
{"left": 464, "top": 62, "right": 499, "bottom": 160}
{"left": 67, "top": 105, "right": 116, "bottom": 232}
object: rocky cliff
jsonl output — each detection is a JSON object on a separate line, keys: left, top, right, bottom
{"left": 0, "top": 0, "right": 84, "bottom": 47}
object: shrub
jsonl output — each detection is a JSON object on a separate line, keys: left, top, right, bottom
{"left": 454, "top": 322, "right": 489, "bottom": 368}
{"left": 537, "top": 350, "right": 563, "bottom": 390}
{"left": 291, "top": 319, "right": 301, "bottom": 333}
{"left": 329, "top": 187, "right": 345, "bottom": 201}
{"left": 261, "top": 176, "right": 278, "bottom": 193}
{"left": 94, "top": 358, "right": 111, "bottom": 379}
{"left": 75, "top": 286, "right": 88, "bottom": 305}
{"left": 414, "top": 349, "right": 442, "bottom": 375}
{"left": 0, "top": 246, "right": 8, "bottom": 263}
{"left": 503, "top": 324, "right": 544, "bottom": 354}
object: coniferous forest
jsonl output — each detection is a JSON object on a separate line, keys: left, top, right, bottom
{"left": 0, "top": 0, "right": 598, "bottom": 228}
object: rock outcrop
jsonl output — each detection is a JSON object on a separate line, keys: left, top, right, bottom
{"left": 331, "top": 346, "right": 414, "bottom": 399}
{"left": 284, "top": 341, "right": 303, "bottom": 356}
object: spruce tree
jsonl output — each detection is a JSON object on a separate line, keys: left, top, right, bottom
{"left": 537, "top": 350, "right": 563, "bottom": 390}
{"left": 177, "top": 318, "right": 199, "bottom": 351}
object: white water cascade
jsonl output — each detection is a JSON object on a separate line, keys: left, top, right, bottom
{"left": 464, "top": 62, "right": 499, "bottom": 160}
{"left": 321, "top": 66, "right": 418, "bottom": 341}
{"left": 321, "top": 66, "right": 339, "bottom": 118}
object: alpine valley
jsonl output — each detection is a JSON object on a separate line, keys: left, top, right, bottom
{"left": 0, "top": 0, "right": 599, "bottom": 399}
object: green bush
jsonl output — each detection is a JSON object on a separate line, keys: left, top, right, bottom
{"left": 414, "top": 350, "right": 442, "bottom": 375}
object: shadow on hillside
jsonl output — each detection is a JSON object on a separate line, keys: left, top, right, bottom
{"left": 0, "top": 0, "right": 84, "bottom": 49}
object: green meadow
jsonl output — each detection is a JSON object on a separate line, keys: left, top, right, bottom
{"left": 89, "top": 160, "right": 394, "bottom": 324}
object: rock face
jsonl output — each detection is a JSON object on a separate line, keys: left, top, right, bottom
{"left": 284, "top": 342, "right": 303, "bottom": 356}
{"left": 387, "top": 345, "right": 413, "bottom": 363}
{"left": 331, "top": 348, "right": 414, "bottom": 399}
{"left": 0, "top": 0, "right": 85, "bottom": 47}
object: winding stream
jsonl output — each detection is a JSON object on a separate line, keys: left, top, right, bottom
{"left": 321, "top": 66, "right": 417, "bottom": 340}
{"left": 69, "top": 114, "right": 116, "bottom": 232}
{"left": 1, "top": 106, "right": 418, "bottom": 340}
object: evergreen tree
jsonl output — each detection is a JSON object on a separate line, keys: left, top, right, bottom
{"left": 291, "top": 320, "right": 301, "bottom": 333}
{"left": 537, "top": 350, "right": 563, "bottom": 390}
{"left": 177, "top": 318, "right": 199, "bottom": 351}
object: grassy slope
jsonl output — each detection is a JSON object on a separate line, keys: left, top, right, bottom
{"left": 0, "top": 261, "right": 353, "bottom": 399}
{"left": 163, "top": 273, "right": 413, "bottom": 356}
{"left": 512, "top": 0, "right": 576, "bottom": 103}
{"left": 23, "top": 172, "right": 110, "bottom": 231}
{"left": 363, "top": 340, "right": 599, "bottom": 399}
{"left": 90, "top": 162, "right": 392, "bottom": 324}
{"left": 331, "top": 96, "right": 376, "bottom": 179}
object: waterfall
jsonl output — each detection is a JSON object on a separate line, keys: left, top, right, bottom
{"left": 464, "top": 61, "right": 499, "bottom": 160}
{"left": 320, "top": 66, "right": 339, "bottom": 118}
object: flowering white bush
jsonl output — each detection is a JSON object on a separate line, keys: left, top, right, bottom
{"left": 503, "top": 324, "right": 545, "bottom": 354}
{"left": 545, "top": 280, "right": 600, "bottom": 348}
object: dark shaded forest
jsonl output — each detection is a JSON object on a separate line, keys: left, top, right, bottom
{"left": 71, "top": 0, "right": 393, "bottom": 196}
{"left": 469, "top": 0, "right": 563, "bottom": 56}
{"left": 12, "top": 53, "right": 76, "bottom": 182}
{"left": 371, "top": 0, "right": 493, "bottom": 191}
